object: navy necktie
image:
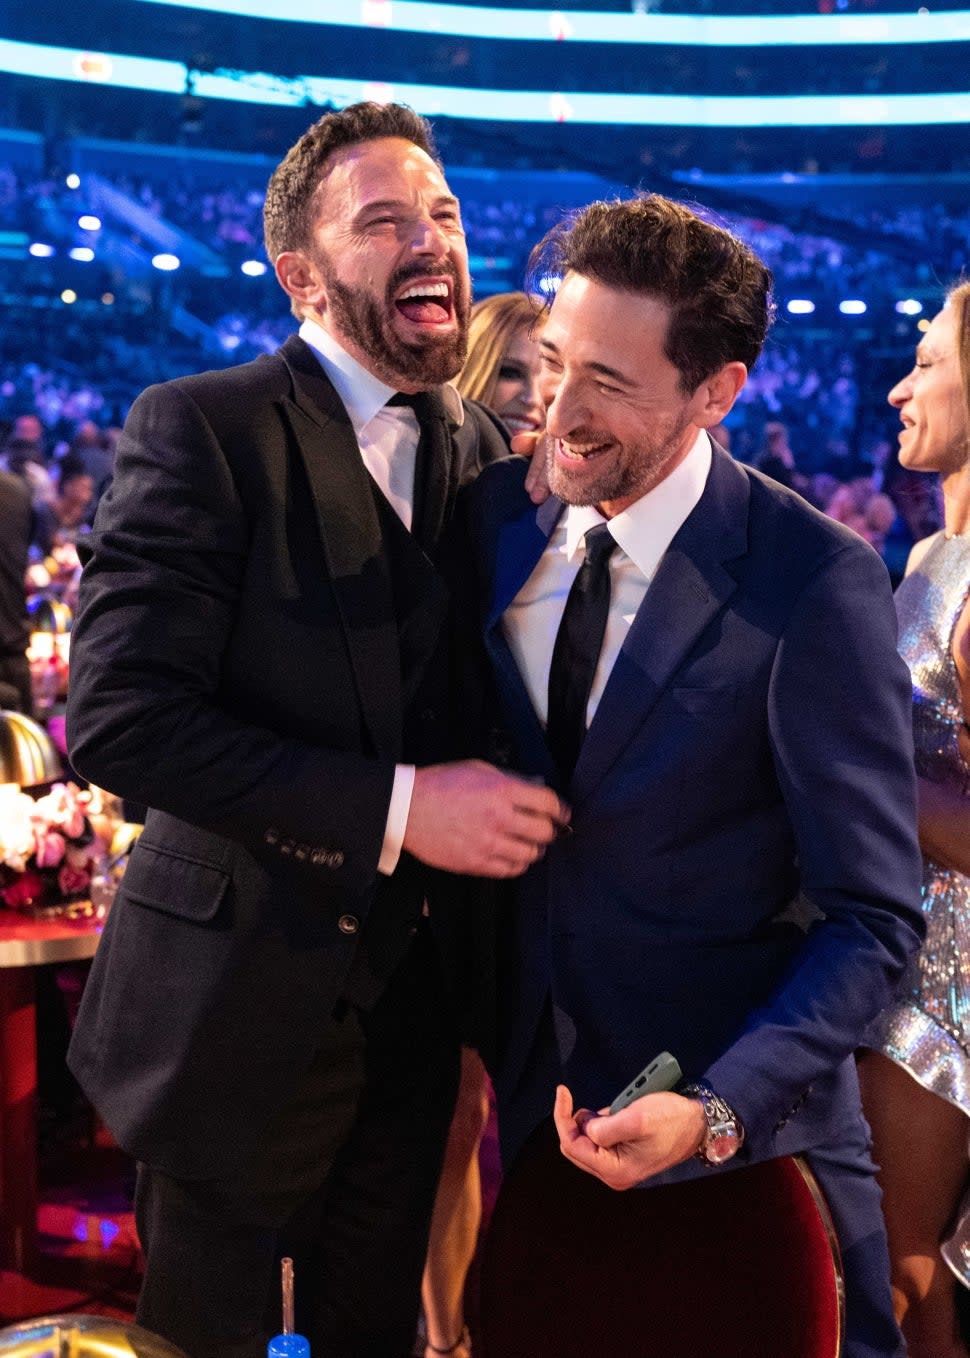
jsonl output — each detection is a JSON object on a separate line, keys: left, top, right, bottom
{"left": 546, "top": 522, "right": 618, "bottom": 784}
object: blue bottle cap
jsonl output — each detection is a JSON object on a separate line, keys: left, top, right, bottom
{"left": 267, "top": 1336, "right": 310, "bottom": 1357}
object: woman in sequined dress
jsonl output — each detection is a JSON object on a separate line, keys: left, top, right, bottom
{"left": 860, "top": 281, "right": 970, "bottom": 1358}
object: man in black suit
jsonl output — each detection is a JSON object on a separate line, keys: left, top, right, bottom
{"left": 65, "top": 102, "right": 564, "bottom": 1358}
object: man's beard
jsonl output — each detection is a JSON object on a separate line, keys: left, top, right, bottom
{"left": 320, "top": 256, "right": 470, "bottom": 388}
{"left": 545, "top": 419, "right": 694, "bottom": 508}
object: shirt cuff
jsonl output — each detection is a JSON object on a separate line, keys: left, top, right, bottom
{"left": 378, "top": 763, "right": 416, "bottom": 875}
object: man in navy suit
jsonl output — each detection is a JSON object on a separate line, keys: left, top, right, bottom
{"left": 463, "top": 195, "right": 923, "bottom": 1356}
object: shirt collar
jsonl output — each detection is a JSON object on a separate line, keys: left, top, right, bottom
{"left": 298, "top": 316, "right": 465, "bottom": 433}
{"left": 299, "top": 317, "right": 393, "bottom": 437}
{"left": 563, "top": 429, "right": 712, "bottom": 581}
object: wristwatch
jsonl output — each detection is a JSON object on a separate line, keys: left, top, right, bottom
{"left": 680, "top": 1081, "right": 745, "bottom": 1166}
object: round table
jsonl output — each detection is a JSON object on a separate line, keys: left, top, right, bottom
{"left": 0, "top": 907, "right": 101, "bottom": 1273}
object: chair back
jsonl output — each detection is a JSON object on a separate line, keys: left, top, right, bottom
{"left": 480, "top": 1123, "right": 844, "bottom": 1358}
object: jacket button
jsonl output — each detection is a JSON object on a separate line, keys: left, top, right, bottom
{"left": 338, "top": 914, "right": 359, "bottom": 935}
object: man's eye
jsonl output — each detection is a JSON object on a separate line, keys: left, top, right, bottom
{"left": 498, "top": 364, "right": 525, "bottom": 381}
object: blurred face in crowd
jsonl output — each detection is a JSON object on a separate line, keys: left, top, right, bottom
{"left": 277, "top": 136, "right": 470, "bottom": 391}
{"left": 889, "top": 304, "right": 969, "bottom": 478}
{"left": 492, "top": 324, "right": 545, "bottom": 435}
{"left": 538, "top": 272, "right": 745, "bottom": 517}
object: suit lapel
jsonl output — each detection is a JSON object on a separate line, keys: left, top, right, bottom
{"left": 278, "top": 336, "right": 404, "bottom": 761}
{"left": 573, "top": 449, "right": 750, "bottom": 800}
{"left": 485, "top": 494, "right": 563, "bottom": 785}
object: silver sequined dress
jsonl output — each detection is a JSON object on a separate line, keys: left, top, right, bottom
{"left": 867, "top": 529, "right": 970, "bottom": 1284}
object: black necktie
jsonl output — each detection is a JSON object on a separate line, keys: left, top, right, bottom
{"left": 546, "top": 522, "right": 618, "bottom": 784}
{"left": 386, "top": 390, "right": 451, "bottom": 554}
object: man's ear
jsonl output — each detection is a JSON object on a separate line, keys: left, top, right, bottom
{"left": 274, "top": 250, "right": 327, "bottom": 318}
{"left": 694, "top": 361, "right": 748, "bottom": 427}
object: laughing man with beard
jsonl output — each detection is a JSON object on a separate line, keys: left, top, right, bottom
{"left": 64, "top": 102, "right": 566, "bottom": 1358}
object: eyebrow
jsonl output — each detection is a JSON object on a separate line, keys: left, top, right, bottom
{"left": 540, "top": 337, "right": 633, "bottom": 386}
{"left": 358, "top": 195, "right": 460, "bottom": 217}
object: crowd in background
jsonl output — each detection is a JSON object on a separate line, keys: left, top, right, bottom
{"left": 1, "top": 158, "right": 957, "bottom": 598}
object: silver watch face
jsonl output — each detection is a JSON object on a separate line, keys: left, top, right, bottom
{"left": 704, "top": 1128, "right": 741, "bottom": 1165}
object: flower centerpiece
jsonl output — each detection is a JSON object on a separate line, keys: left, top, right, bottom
{"left": 0, "top": 781, "right": 100, "bottom": 914}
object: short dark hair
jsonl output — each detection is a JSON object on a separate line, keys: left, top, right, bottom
{"left": 528, "top": 194, "right": 774, "bottom": 393}
{"left": 263, "top": 101, "right": 440, "bottom": 262}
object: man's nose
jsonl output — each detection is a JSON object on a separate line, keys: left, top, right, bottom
{"left": 544, "top": 380, "right": 584, "bottom": 436}
{"left": 408, "top": 213, "right": 449, "bottom": 257}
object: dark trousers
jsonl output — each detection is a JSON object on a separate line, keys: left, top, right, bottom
{"left": 805, "top": 1118, "right": 905, "bottom": 1358}
{"left": 134, "top": 928, "right": 461, "bottom": 1358}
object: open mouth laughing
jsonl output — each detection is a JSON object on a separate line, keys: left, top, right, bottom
{"left": 394, "top": 275, "right": 455, "bottom": 327}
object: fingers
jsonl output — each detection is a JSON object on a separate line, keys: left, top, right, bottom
{"left": 516, "top": 431, "right": 552, "bottom": 505}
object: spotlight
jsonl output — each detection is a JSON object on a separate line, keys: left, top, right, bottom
{"left": 786, "top": 299, "right": 815, "bottom": 315}
{"left": 29, "top": 242, "right": 55, "bottom": 258}
{"left": 240, "top": 259, "right": 267, "bottom": 276}
{"left": 152, "top": 253, "right": 181, "bottom": 271}
{"left": 65, "top": 174, "right": 80, "bottom": 189}
{"left": 895, "top": 299, "right": 923, "bottom": 316}
{"left": 838, "top": 300, "right": 867, "bottom": 315}
{"left": 78, "top": 214, "right": 102, "bottom": 231}
{"left": 69, "top": 246, "right": 95, "bottom": 261}
{"left": 60, "top": 289, "right": 77, "bottom": 304}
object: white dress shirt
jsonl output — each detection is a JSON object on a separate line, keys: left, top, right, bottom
{"left": 504, "top": 430, "right": 712, "bottom": 730}
{"left": 299, "top": 318, "right": 423, "bottom": 874}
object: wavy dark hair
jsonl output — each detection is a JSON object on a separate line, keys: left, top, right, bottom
{"left": 528, "top": 193, "right": 774, "bottom": 393}
{"left": 263, "top": 101, "right": 439, "bottom": 263}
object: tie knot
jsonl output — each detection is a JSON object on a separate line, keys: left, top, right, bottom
{"left": 387, "top": 390, "right": 444, "bottom": 421}
{"left": 582, "top": 523, "right": 616, "bottom": 568}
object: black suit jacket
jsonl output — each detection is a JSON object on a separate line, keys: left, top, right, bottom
{"left": 66, "top": 335, "right": 508, "bottom": 1178}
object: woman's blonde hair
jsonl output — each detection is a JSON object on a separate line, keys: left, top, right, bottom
{"left": 456, "top": 291, "right": 544, "bottom": 407}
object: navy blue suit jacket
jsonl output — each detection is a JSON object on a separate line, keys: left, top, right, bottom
{"left": 464, "top": 447, "right": 924, "bottom": 1179}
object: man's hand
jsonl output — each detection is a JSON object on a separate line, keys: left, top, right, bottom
{"left": 403, "top": 760, "right": 569, "bottom": 877}
{"left": 552, "top": 1084, "right": 706, "bottom": 1190}
{"left": 512, "top": 431, "right": 551, "bottom": 505}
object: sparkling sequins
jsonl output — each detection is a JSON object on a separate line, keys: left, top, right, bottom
{"left": 867, "top": 530, "right": 970, "bottom": 1282}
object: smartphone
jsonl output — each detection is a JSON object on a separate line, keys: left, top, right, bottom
{"left": 608, "top": 1051, "right": 682, "bottom": 1115}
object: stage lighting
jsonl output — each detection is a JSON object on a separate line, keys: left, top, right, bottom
{"left": 28, "top": 242, "right": 55, "bottom": 257}
{"left": 786, "top": 299, "right": 815, "bottom": 314}
{"left": 152, "top": 253, "right": 181, "bottom": 271}
{"left": 60, "top": 289, "right": 77, "bottom": 304}
{"left": 65, "top": 174, "right": 80, "bottom": 189}
{"left": 241, "top": 259, "right": 267, "bottom": 276}
{"left": 895, "top": 299, "right": 923, "bottom": 315}
{"left": 838, "top": 300, "right": 867, "bottom": 315}
{"left": 78, "top": 214, "right": 101, "bottom": 231}
{"left": 69, "top": 246, "right": 95, "bottom": 261}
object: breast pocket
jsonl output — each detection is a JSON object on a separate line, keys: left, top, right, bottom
{"left": 663, "top": 686, "right": 739, "bottom": 717}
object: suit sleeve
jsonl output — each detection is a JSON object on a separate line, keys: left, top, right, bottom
{"left": 66, "top": 382, "right": 394, "bottom": 892}
{"left": 704, "top": 540, "right": 924, "bottom": 1144}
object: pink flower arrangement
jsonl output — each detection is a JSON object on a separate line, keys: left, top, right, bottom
{"left": 0, "top": 781, "right": 98, "bottom": 911}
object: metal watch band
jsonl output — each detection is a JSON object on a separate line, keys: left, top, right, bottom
{"left": 680, "top": 1080, "right": 745, "bottom": 1166}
